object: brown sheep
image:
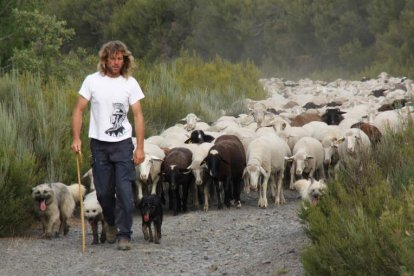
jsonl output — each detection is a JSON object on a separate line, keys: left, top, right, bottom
{"left": 350, "top": 122, "right": 382, "bottom": 145}
{"left": 290, "top": 113, "right": 321, "bottom": 127}
{"left": 202, "top": 135, "right": 246, "bottom": 209}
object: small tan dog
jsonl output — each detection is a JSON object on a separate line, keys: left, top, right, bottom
{"left": 32, "top": 183, "right": 77, "bottom": 238}
{"left": 293, "top": 178, "right": 327, "bottom": 205}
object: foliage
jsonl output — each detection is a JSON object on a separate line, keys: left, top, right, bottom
{"left": 107, "top": 0, "right": 194, "bottom": 61}
{"left": 11, "top": 9, "right": 75, "bottom": 79}
{"left": 299, "top": 125, "right": 414, "bottom": 275}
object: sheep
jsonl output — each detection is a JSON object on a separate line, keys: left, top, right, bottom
{"left": 160, "top": 147, "right": 194, "bottom": 215}
{"left": 66, "top": 183, "right": 87, "bottom": 205}
{"left": 82, "top": 168, "right": 95, "bottom": 192}
{"left": 243, "top": 135, "right": 291, "bottom": 208}
{"left": 269, "top": 116, "right": 291, "bottom": 133}
{"left": 277, "top": 126, "right": 310, "bottom": 151}
{"left": 285, "top": 137, "right": 325, "bottom": 190}
{"left": 202, "top": 135, "right": 246, "bottom": 209}
{"left": 184, "top": 130, "right": 215, "bottom": 144}
{"left": 145, "top": 135, "right": 166, "bottom": 147}
{"left": 337, "top": 128, "right": 371, "bottom": 164}
{"left": 222, "top": 126, "right": 257, "bottom": 153}
{"left": 248, "top": 101, "right": 268, "bottom": 127}
{"left": 373, "top": 109, "right": 406, "bottom": 134}
{"left": 312, "top": 125, "right": 343, "bottom": 178}
{"left": 290, "top": 113, "right": 321, "bottom": 127}
{"left": 180, "top": 113, "right": 201, "bottom": 131}
{"left": 302, "top": 121, "right": 328, "bottom": 137}
{"left": 351, "top": 122, "right": 382, "bottom": 145}
{"left": 320, "top": 108, "right": 346, "bottom": 125}
{"left": 182, "top": 143, "right": 214, "bottom": 211}
{"left": 136, "top": 142, "right": 165, "bottom": 201}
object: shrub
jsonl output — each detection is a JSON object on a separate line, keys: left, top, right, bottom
{"left": 300, "top": 125, "right": 414, "bottom": 275}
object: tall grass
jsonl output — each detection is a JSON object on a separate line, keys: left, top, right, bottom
{"left": 300, "top": 124, "right": 414, "bottom": 275}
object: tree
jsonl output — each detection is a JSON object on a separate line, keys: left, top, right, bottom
{"left": 11, "top": 9, "right": 74, "bottom": 78}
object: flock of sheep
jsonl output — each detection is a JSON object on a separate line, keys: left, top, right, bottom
{"left": 85, "top": 72, "right": 414, "bottom": 214}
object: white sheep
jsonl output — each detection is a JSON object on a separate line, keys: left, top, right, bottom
{"left": 82, "top": 169, "right": 95, "bottom": 192}
{"left": 136, "top": 141, "right": 165, "bottom": 200}
{"left": 183, "top": 142, "right": 214, "bottom": 211}
{"left": 181, "top": 113, "right": 201, "bottom": 131}
{"left": 285, "top": 137, "right": 325, "bottom": 190}
{"left": 277, "top": 126, "right": 310, "bottom": 151}
{"left": 312, "top": 125, "right": 343, "bottom": 178}
{"left": 222, "top": 126, "right": 257, "bottom": 153}
{"left": 244, "top": 135, "right": 291, "bottom": 207}
{"left": 337, "top": 128, "right": 371, "bottom": 165}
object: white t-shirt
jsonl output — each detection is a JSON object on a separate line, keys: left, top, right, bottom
{"left": 79, "top": 72, "right": 145, "bottom": 142}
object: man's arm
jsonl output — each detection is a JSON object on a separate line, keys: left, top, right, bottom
{"left": 71, "top": 96, "right": 89, "bottom": 153}
{"left": 131, "top": 100, "right": 145, "bottom": 165}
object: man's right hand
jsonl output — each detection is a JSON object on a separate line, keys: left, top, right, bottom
{"left": 71, "top": 139, "right": 82, "bottom": 153}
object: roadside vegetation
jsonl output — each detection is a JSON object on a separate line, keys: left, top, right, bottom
{"left": 299, "top": 122, "right": 414, "bottom": 275}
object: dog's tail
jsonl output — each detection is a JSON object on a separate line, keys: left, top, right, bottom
{"left": 67, "top": 183, "right": 87, "bottom": 204}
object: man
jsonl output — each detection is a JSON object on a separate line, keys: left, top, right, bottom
{"left": 71, "top": 40, "right": 145, "bottom": 250}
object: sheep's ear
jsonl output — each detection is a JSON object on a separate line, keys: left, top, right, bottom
{"left": 151, "top": 156, "right": 164, "bottom": 162}
{"left": 337, "top": 137, "right": 345, "bottom": 144}
{"left": 305, "top": 155, "right": 314, "bottom": 160}
{"left": 184, "top": 138, "right": 192, "bottom": 144}
{"left": 282, "top": 122, "right": 287, "bottom": 130}
{"left": 242, "top": 167, "right": 248, "bottom": 177}
{"left": 259, "top": 166, "right": 267, "bottom": 176}
{"left": 204, "top": 135, "right": 215, "bottom": 142}
{"left": 181, "top": 169, "right": 192, "bottom": 175}
{"left": 200, "top": 156, "right": 208, "bottom": 166}
{"left": 284, "top": 156, "right": 294, "bottom": 162}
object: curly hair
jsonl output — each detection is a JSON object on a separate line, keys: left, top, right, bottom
{"left": 97, "top": 41, "right": 134, "bottom": 78}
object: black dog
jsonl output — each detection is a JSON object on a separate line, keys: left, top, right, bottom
{"left": 138, "top": 194, "right": 163, "bottom": 244}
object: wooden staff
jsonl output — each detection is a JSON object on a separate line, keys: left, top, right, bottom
{"left": 76, "top": 152, "right": 86, "bottom": 254}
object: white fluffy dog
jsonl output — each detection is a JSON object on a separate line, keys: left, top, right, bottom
{"left": 32, "top": 183, "right": 76, "bottom": 238}
{"left": 83, "top": 191, "right": 106, "bottom": 244}
{"left": 293, "top": 178, "right": 327, "bottom": 205}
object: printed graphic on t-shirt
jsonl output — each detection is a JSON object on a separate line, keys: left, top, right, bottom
{"left": 105, "top": 103, "right": 126, "bottom": 137}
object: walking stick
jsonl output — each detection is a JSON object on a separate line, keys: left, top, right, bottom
{"left": 76, "top": 151, "right": 86, "bottom": 255}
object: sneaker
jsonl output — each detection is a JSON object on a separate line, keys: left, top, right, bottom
{"left": 106, "top": 224, "right": 117, "bottom": 244}
{"left": 117, "top": 239, "right": 131, "bottom": 251}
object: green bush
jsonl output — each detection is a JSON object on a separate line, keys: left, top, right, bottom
{"left": 300, "top": 125, "right": 414, "bottom": 275}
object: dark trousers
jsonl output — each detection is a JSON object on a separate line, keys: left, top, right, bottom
{"left": 90, "top": 138, "right": 136, "bottom": 240}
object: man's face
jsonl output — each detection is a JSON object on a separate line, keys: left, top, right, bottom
{"left": 106, "top": 52, "right": 124, "bottom": 77}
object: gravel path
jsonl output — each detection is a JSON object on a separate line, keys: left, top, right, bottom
{"left": 0, "top": 190, "right": 307, "bottom": 276}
